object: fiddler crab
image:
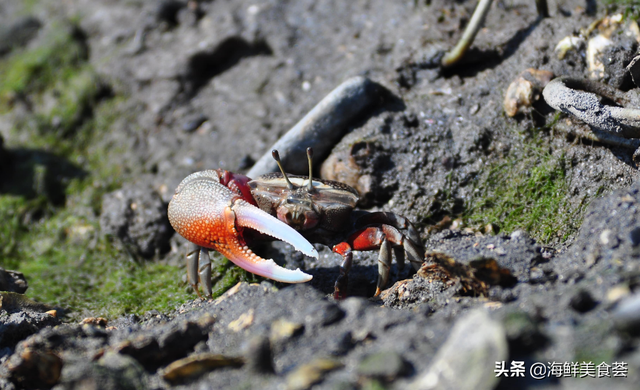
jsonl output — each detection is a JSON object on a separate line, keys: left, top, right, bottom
{"left": 168, "top": 148, "right": 424, "bottom": 299}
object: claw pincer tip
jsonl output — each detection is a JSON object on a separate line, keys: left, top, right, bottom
{"left": 168, "top": 170, "right": 314, "bottom": 284}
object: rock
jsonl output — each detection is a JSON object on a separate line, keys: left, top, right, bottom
{"left": 99, "top": 181, "right": 173, "bottom": 258}
{"left": 269, "top": 318, "right": 304, "bottom": 343}
{"left": 0, "top": 269, "right": 27, "bottom": 294}
{"left": 181, "top": 113, "right": 208, "bottom": 133}
{"left": 409, "top": 308, "right": 507, "bottom": 390}
{"left": 159, "top": 353, "right": 244, "bottom": 385}
{"left": 5, "top": 348, "right": 62, "bottom": 388}
{"left": 503, "top": 68, "right": 554, "bottom": 117}
{"left": 357, "top": 350, "right": 410, "bottom": 380}
{"left": 285, "top": 357, "right": 344, "bottom": 390}
{"left": 115, "top": 320, "right": 208, "bottom": 370}
{"left": 53, "top": 353, "right": 147, "bottom": 390}
{"left": 612, "top": 292, "right": 640, "bottom": 335}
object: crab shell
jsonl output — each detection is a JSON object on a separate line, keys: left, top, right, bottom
{"left": 248, "top": 173, "right": 360, "bottom": 236}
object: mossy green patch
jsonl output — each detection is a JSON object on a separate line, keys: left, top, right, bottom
{"left": 0, "top": 23, "right": 88, "bottom": 107}
{"left": 0, "top": 19, "right": 207, "bottom": 319}
{"left": 464, "top": 132, "right": 583, "bottom": 244}
{"left": 603, "top": 0, "right": 640, "bottom": 20}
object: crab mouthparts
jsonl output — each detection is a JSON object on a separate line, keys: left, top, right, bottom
{"left": 229, "top": 199, "right": 316, "bottom": 283}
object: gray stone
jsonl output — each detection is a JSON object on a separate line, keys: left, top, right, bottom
{"left": 99, "top": 181, "right": 173, "bottom": 258}
{"left": 409, "top": 308, "right": 507, "bottom": 390}
{"left": 612, "top": 292, "right": 640, "bottom": 335}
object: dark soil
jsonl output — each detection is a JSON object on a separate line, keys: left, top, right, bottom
{"left": 1, "top": 0, "right": 640, "bottom": 389}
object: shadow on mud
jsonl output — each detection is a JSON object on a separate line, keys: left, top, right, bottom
{"left": 0, "top": 147, "right": 87, "bottom": 206}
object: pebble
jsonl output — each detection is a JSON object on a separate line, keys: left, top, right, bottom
{"left": 6, "top": 348, "right": 62, "bottom": 388}
{"left": 285, "top": 357, "right": 344, "bottom": 390}
{"left": 270, "top": 318, "right": 304, "bottom": 343}
{"left": 160, "top": 353, "right": 244, "bottom": 384}
{"left": 612, "top": 291, "right": 640, "bottom": 334}
{"left": 181, "top": 114, "right": 208, "bottom": 133}
{"left": 0, "top": 268, "right": 28, "bottom": 294}
{"left": 409, "top": 308, "right": 507, "bottom": 390}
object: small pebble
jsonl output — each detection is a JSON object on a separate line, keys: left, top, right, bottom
{"left": 612, "top": 292, "right": 640, "bottom": 334}
{"left": 285, "top": 357, "right": 343, "bottom": 390}
{"left": 182, "top": 114, "right": 208, "bottom": 133}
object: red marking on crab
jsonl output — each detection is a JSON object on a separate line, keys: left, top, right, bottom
{"left": 168, "top": 149, "right": 424, "bottom": 299}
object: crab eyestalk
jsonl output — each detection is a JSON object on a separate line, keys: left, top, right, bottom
{"left": 306, "top": 147, "right": 315, "bottom": 192}
{"left": 272, "top": 150, "right": 295, "bottom": 189}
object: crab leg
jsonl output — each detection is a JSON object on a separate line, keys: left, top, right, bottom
{"left": 168, "top": 170, "right": 317, "bottom": 297}
{"left": 186, "top": 244, "right": 212, "bottom": 298}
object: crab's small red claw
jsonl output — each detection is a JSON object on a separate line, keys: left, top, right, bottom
{"left": 168, "top": 170, "right": 316, "bottom": 283}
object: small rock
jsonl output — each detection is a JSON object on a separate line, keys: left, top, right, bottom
{"left": 181, "top": 114, "right": 208, "bottom": 133}
{"left": 599, "top": 229, "right": 618, "bottom": 247}
{"left": 0, "top": 268, "right": 28, "bottom": 294}
{"left": 503, "top": 68, "right": 554, "bottom": 117}
{"left": 81, "top": 317, "right": 108, "bottom": 327}
{"left": 357, "top": 350, "right": 410, "bottom": 380}
{"left": 270, "top": 318, "right": 304, "bottom": 343}
{"left": 0, "top": 292, "right": 51, "bottom": 313}
{"left": 99, "top": 182, "right": 173, "bottom": 258}
{"left": 612, "top": 292, "right": 640, "bottom": 335}
{"left": 98, "top": 352, "right": 147, "bottom": 389}
{"left": 285, "top": 357, "right": 343, "bottom": 390}
{"left": 228, "top": 308, "right": 255, "bottom": 332}
{"left": 409, "top": 308, "right": 507, "bottom": 390}
{"left": 587, "top": 34, "right": 613, "bottom": 80}
{"left": 160, "top": 353, "right": 244, "bottom": 385}
{"left": 6, "top": 348, "right": 62, "bottom": 389}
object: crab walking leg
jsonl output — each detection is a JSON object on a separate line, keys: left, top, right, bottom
{"left": 377, "top": 239, "right": 392, "bottom": 296}
{"left": 333, "top": 224, "right": 425, "bottom": 298}
{"left": 186, "top": 244, "right": 213, "bottom": 297}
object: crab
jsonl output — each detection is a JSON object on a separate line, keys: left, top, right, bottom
{"left": 167, "top": 148, "right": 424, "bottom": 299}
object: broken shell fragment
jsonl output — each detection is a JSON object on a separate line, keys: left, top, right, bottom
{"left": 587, "top": 34, "right": 613, "bottom": 80}
{"left": 503, "top": 68, "right": 554, "bottom": 117}
{"left": 554, "top": 35, "right": 585, "bottom": 60}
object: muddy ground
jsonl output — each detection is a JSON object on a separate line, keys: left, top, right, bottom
{"left": 1, "top": 0, "right": 640, "bottom": 389}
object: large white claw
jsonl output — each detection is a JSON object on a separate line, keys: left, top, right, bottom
{"left": 232, "top": 198, "right": 316, "bottom": 283}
